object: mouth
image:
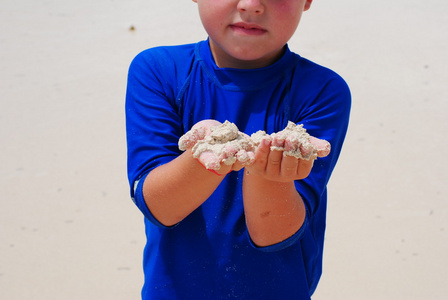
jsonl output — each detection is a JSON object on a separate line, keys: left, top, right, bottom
{"left": 230, "top": 22, "right": 267, "bottom": 35}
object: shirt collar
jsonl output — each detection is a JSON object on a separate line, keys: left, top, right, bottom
{"left": 195, "top": 39, "right": 298, "bottom": 91}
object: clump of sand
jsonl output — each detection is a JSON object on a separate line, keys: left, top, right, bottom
{"left": 179, "top": 121, "right": 256, "bottom": 170}
{"left": 251, "top": 121, "right": 329, "bottom": 160}
{"left": 179, "top": 120, "right": 330, "bottom": 171}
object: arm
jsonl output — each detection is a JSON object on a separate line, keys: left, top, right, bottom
{"left": 242, "top": 69, "right": 352, "bottom": 248}
{"left": 243, "top": 138, "right": 328, "bottom": 247}
{"left": 142, "top": 120, "right": 247, "bottom": 227}
{"left": 142, "top": 150, "right": 225, "bottom": 227}
{"left": 126, "top": 49, "right": 251, "bottom": 226}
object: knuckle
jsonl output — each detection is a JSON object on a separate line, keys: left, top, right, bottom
{"left": 269, "top": 158, "right": 281, "bottom": 166}
{"left": 256, "top": 157, "right": 268, "bottom": 166}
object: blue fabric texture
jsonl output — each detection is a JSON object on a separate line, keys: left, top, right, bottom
{"left": 125, "top": 40, "right": 351, "bottom": 299}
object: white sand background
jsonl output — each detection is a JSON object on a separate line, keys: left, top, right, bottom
{"left": 1, "top": 0, "right": 447, "bottom": 299}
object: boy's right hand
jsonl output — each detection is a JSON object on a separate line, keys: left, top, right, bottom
{"left": 179, "top": 120, "right": 255, "bottom": 175}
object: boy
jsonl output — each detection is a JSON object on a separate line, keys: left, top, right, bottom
{"left": 125, "top": 0, "right": 351, "bottom": 299}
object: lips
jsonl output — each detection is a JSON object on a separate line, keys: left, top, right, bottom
{"left": 230, "top": 22, "right": 267, "bottom": 35}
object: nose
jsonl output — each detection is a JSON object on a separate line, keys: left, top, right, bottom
{"left": 237, "top": 0, "right": 264, "bottom": 14}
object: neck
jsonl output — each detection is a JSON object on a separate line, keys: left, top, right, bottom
{"left": 209, "top": 40, "right": 286, "bottom": 69}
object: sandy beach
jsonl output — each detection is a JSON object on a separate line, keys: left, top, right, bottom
{"left": 1, "top": 0, "right": 447, "bottom": 299}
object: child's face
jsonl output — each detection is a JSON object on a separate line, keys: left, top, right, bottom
{"left": 193, "top": 0, "right": 312, "bottom": 69}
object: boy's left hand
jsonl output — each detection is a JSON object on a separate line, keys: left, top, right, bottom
{"left": 246, "top": 136, "right": 330, "bottom": 182}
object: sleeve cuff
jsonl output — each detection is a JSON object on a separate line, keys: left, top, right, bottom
{"left": 248, "top": 212, "right": 309, "bottom": 252}
{"left": 132, "top": 172, "right": 178, "bottom": 229}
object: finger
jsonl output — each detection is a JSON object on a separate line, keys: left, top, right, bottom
{"left": 309, "top": 136, "right": 331, "bottom": 157}
{"left": 254, "top": 139, "right": 271, "bottom": 167}
{"left": 271, "top": 133, "right": 285, "bottom": 148}
{"left": 178, "top": 136, "right": 193, "bottom": 150}
{"left": 296, "top": 158, "right": 314, "bottom": 180}
{"left": 246, "top": 139, "right": 269, "bottom": 176}
{"left": 191, "top": 119, "right": 222, "bottom": 132}
{"left": 223, "top": 143, "right": 239, "bottom": 157}
{"left": 299, "top": 142, "right": 314, "bottom": 159}
{"left": 232, "top": 160, "right": 246, "bottom": 172}
{"left": 236, "top": 150, "right": 255, "bottom": 166}
{"left": 280, "top": 155, "right": 299, "bottom": 178}
{"left": 198, "top": 151, "right": 221, "bottom": 171}
{"left": 265, "top": 148, "right": 283, "bottom": 176}
{"left": 284, "top": 137, "right": 297, "bottom": 152}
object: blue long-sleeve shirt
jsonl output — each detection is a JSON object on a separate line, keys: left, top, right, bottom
{"left": 126, "top": 40, "right": 351, "bottom": 299}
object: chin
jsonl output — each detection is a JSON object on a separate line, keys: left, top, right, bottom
{"left": 237, "top": 51, "right": 280, "bottom": 66}
{"left": 230, "top": 49, "right": 269, "bottom": 61}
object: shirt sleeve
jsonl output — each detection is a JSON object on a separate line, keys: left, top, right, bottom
{"left": 125, "top": 49, "right": 183, "bottom": 223}
{"left": 248, "top": 211, "right": 310, "bottom": 252}
{"left": 293, "top": 67, "right": 351, "bottom": 217}
{"left": 252, "top": 66, "right": 351, "bottom": 252}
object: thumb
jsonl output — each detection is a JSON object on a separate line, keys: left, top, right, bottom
{"left": 309, "top": 136, "right": 331, "bottom": 158}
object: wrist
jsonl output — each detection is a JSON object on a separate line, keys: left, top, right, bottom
{"left": 244, "top": 169, "right": 297, "bottom": 187}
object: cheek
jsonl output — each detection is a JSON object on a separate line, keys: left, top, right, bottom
{"left": 273, "top": 2, "right": 302, "bottom": 27}
{"left": 275, "top": 0, "right": 299, "bottom": 13}
{"left": 277, "top": 2, "right": 291, "bottom": 12}
{"left": 198, "top": 5, "right": 226, "bottom": 33}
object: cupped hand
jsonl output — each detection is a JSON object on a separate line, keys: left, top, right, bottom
{"left": 179, "top": 120, "right": 256, "bottom": 175}
{"left": 246, "top": 134, "right": 330, "bottom": 182}
{"left": 178, "top": 119, "right": 222, "bottom": 151}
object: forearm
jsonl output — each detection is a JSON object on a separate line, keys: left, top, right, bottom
{"left": 242, "top": 174, "right": 306, "bottom": 247}
{"left": 143, "top": 150, "right": 225, "bottom": 226}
